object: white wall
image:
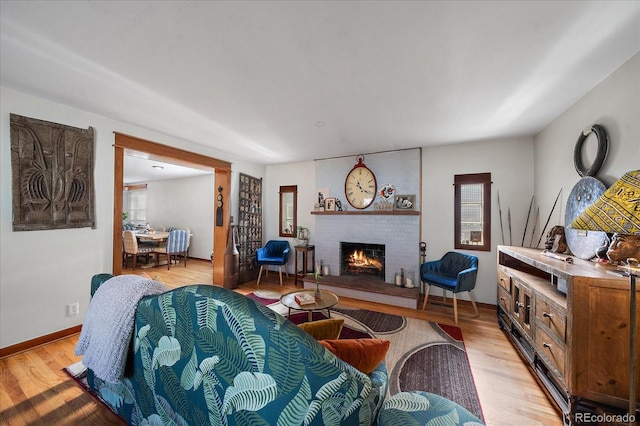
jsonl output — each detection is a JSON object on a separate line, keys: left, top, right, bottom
{"left": 422, "top": 137, "right": 535, "bottom": 305}
{"left": 145, "top": 175, "right": 215, "bottom": 260}
{"left": 264, "top": 161, "right": 316, "bottom": 273}
{"left": 0, "top": 87, "right": 263, "bottom": 348}
{"left": 534, "top": 52, "right": 640, "bottom": 230}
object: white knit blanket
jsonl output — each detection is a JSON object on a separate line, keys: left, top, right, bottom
{"left": 75, "top": 275, "right": 168, "bottom": 383}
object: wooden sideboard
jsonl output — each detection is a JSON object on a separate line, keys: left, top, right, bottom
{"left": 497, "top": 246, "right": 639, "bottom": 425}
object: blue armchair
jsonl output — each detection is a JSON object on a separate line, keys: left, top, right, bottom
{"left": 256, "top": 240, "right": 290, "bottom": 286}
{"left": 420, "top": 251, "right": 479, "bottom": 323}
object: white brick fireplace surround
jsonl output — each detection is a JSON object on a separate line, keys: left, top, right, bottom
{"left": 314, "top": 214, "right": 420, "bottom": 285}
{"left": 307, "top": 148, "right": 422, "bottom": 308}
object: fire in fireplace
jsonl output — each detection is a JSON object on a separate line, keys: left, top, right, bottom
{"left": 340, "top": 242, "right": 385, "bottom": 279}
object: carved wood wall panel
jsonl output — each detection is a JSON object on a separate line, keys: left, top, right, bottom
{"left": 10, "top": 114, "right": 96, "bottom": 231}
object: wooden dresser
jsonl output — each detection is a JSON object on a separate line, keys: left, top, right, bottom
{"left": 497, "top": 246, "right": 639, "bottom": 425}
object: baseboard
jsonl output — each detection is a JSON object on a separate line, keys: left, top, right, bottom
{"left": 426, "top": 295, "right": 496, "bottom": 311}
{"left": 0, "top": 325, "right": 82, "bottom": 358}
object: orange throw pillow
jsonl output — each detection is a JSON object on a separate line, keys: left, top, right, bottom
{"left": 320, "top": 339, "right": 390, "bottom": 374}
{"left": 298, "top": 318, "right": 344, "bottom": 341}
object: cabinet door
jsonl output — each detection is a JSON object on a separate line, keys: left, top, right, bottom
{"left": 572, "top": 276, "right": 640, "bottom": 410}
{"left": 512, "top": 279, "right": 533, "bottom": 339}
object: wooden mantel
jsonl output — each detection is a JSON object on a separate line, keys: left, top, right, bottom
{"left": 311, "top": 210, "right": 419, "bottom": 216}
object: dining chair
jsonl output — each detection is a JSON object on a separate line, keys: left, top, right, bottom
{"left": 154, "top": 229, "right": 189, "bottom": 270}
{"left": 256, "top": 240, "right": 291, "bottom": 286}
{"left": 123, "top": 230, "right": 155, "bottom": 270}
{"left": 420, "top": 251, "right": 479, "bottom": 324}
{"left": 174, "top": 226, "right": 191, "bottom": 260}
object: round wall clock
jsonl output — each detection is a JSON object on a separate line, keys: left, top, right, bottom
{"left": 344, "top": 155, "right": 377, "bottom": 209}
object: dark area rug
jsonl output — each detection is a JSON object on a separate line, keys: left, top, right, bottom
{"left": 249, "top": 291, "right": 485, "bottom": 421}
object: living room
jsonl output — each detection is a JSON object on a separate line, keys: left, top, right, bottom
{"left": 1, "top": 2, "right": 639, "bottom": 425}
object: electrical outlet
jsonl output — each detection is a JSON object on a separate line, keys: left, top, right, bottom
{"left": 68, "top": 302, "right": 79, "bottom": 316}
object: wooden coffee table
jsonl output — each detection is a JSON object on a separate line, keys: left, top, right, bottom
{"left": 280, "top": 289, "right": 339, "bottom": 322}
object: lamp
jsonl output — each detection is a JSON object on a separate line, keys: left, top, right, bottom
{"left": 570, "top": 170, "right": 640, "bottom": 421}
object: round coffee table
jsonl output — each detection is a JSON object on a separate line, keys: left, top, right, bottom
{"left": 280, "top": 289, "right": 339, "bottom": 322}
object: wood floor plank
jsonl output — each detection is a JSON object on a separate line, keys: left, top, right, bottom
{"left": 0, "top": 259, "right": 563, "bottom": 425}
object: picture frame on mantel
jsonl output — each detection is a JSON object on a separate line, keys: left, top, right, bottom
{"left": 393, "top": 194, "right": 415, "bottom": 211}
{"left": 325, "top": 197, "right": 336, "bottom": 211}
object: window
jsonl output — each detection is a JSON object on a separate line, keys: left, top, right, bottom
{"left": 454, "top": 173, "right": 491, "bottom": 251}
{"left": 124, "top": 184, "right": 147, "bottom": 223}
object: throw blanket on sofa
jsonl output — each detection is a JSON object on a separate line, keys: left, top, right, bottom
{"left": 75, "top": 275, "right": 168, "bottom": 383}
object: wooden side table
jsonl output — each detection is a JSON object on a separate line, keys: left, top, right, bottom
{"left": 294, "top": 245, "right": 315, "bottom": 285}
{"left": 280, "top": 289, "right": 339, "bottom": 322}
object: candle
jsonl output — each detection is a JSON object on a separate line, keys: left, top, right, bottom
{"left": 395, "top": 273, "right": 402, "bottom": 285}
{"left": 323, "top": 265, "right": 330, "bottom": 276}
{"left": 405, "top": 277, "right": 413, "bottom": 287}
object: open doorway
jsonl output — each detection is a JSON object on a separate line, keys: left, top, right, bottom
{"left": 123, "top": 155, "right": 214, "bottom": 263}
{"left": 113, "top": 132, "right": 231, "bottom": 284}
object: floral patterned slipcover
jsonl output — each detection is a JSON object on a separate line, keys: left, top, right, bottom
{"left": 377, "top": 391, "right": 484, "bottom": 425}
{"left": 86, "top": 278, "right": 388, "bottom": 425}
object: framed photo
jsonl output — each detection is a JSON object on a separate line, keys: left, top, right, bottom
{"left": 325, "top": 197, "right": 336, "bottom": 211}
{"left": 393, "top": 194, "right": 416, "bottom": 211}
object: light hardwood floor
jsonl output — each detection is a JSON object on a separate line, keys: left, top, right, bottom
{"left": 0, "top": 259, "right": 563, "bottom": 425}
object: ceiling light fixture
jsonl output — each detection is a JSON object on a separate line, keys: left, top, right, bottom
{"left": 315, "top": 121, "right": 325, "bottom": 127}
{"left": 152, "top": 165, "right": 164, "bottom": 170}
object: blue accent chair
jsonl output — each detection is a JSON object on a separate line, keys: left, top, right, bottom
{"left": 256, "top": 240, "right": 291, "bottom": 286}
{"left": 154, "top": 229, "right": 189, "bottom": 269}
{"left": 421, "top": 251, "right": 479, "bottom": 323}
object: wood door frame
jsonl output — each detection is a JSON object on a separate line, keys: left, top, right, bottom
{"left": 113, "top": 132, "right": 232, "bottom": 284}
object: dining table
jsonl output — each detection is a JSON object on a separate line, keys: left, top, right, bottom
{"left": 133, "top": 230, "right": 192, "bottom": 269}
{"left": 132, "top": 231, "right": 169, "bottom": 269}
{"left": 134, "top": 230, "right": 170, "bottom": 242}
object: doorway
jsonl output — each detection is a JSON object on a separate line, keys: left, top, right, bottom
{"left": 113, "top": 132, "right": 231, "bottom": 284}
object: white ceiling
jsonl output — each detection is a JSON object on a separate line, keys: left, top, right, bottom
{"left": 2, "top": 1, "right": 639, "bottom": 166}
{"left": 124, "top": 154, "right": 212, "bottom": 185}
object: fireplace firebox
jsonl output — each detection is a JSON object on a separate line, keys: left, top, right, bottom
{"left": 340, "top": 242, "right": 385, "bottom": 279}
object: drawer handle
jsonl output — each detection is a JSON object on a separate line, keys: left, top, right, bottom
{"left": 516, "top": 302, "right": 524, "bottom": 309}
{"left": 543, "top": 311, "right": 553, "bottom": 319}
{"left": 500, "top": 297, "right": 506, "bottom": 301}
{"left": 543, "top": 342, "right": 552, "bottom": 350}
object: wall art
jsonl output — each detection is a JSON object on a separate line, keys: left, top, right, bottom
{"left": 10, "top": 114, "right": 96, "bottom": 231}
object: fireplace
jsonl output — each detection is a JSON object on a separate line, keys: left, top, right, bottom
{"left": 340, "top": 242, "right": 385, "bottom": 279}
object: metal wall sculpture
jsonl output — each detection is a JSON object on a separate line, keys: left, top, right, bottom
{"left": 10, "top": 114, "right": 96, "bottom": 231}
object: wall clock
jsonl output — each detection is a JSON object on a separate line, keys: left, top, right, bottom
{"left": 344, "top": 155, "right": 377, "bottom": 209}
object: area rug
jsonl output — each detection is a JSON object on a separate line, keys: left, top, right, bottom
{"left": 249, "top": 290, "right": 485, "bottom": 421}
{"left": 65, "top": 290, "right": 484, "bottom": 422}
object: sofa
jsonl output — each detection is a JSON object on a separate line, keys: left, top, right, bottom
{"left": 84, "top": 274, "right": 388, "bottom": 425}
{"left": 82, "top": 274, "right": 484, "bottom": 425}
